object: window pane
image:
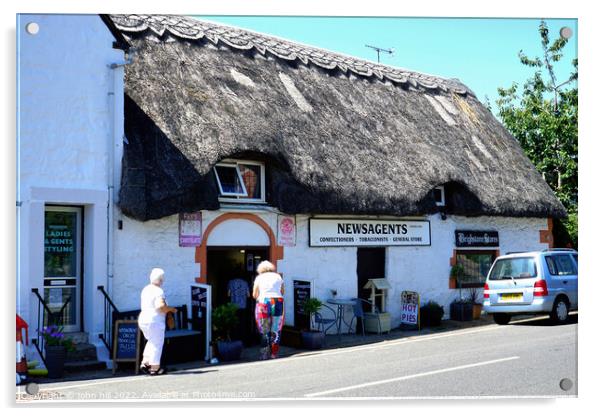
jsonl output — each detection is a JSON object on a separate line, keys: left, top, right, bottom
{"left": 545, "top": 257, "right": 558, "bottom": 275}
{"left": 44, "top": 287, "right": 77, "bottom": 327}
{"left": 239, "top": 164, "right": 261, "bottom": 199}
{"left": 456, "top": 252, "right": 494, "bottom": 285}
{"left": 215, "top": 165, "right": 245, "bottom": 195}
{"left": 555, "top": 255, "right": 576, "bottom": 275}
{"left": 45, "top": 211, "right": 77, "bottom": 277}
{"left": 489, "top": 257, "right": 537, "bottom": 280}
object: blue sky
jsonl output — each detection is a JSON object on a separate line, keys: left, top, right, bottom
{"left": 196, "top": 16, "right": 577, "bottom": 111}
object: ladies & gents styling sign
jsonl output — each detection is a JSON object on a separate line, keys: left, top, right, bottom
{"left": 309, "top": 219, "right": 430, "bottom": 247}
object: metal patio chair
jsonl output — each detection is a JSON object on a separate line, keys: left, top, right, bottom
{"left": 313, "top": 303, "right": 338, "bottom": 334}
{"left": 349, "top": 298, "right": 382, "bottom": 336}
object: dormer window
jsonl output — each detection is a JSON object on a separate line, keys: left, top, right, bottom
{"left": 214, "top": 159, "right": 265, "bottom": 203}
{"left": 434, "top": 186, "right": 445, "bottom": 207}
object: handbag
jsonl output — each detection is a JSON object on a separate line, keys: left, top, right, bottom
{"left": 166, "top": 311, "right": 176, "bottom": 330}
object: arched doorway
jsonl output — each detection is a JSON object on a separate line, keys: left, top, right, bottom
{"left": 194, "top": 213, "right": 284, "bottom": 345}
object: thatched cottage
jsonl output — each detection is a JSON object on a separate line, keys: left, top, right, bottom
{"left": 17, "top": 14, "right": 564, "bottom": 365}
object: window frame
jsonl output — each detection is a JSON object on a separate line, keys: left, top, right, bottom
{"left": 454, "top": 249, "right": 497, "bottom": 288}
{"left": 215, "top": 159, "right": 266, "bottom": 203}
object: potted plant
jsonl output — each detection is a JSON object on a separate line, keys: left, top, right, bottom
{"left": 419, "top": 301, "right": 444, "bottom": 327}
{"left": 469, "top": 287, "right": 483, "bottom": 320}
{"left": 212, "top": 302, "right": 243, "bottom": 361}
{"left": 450, "top": 297, "right": 473, "bottom": 321}
{"left": 300, "top": 298, "right": 325, "bottom": 350}
{"left": 449, "top": 264, "right": 465, "bottom": 291}
{"left": 39, "top": 325, "right": 75, "bottom": 378}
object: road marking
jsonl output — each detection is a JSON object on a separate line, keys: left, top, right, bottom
{"left": 304, "top": 356, "right": 520, "bottom": 397}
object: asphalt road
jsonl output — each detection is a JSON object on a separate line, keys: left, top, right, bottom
{"left": 20, "top": 313, "right": 577, "bottom": 401}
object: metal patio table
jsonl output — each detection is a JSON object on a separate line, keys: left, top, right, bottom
{"left": 326, "top": 298, "right": 356, "bottom": 335}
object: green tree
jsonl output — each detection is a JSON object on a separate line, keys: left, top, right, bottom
{"left": 496, "top": 21, "right": 577, "bottom": 248}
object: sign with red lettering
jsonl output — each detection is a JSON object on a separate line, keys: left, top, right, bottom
{"left": 400, "top": 291, "right": 420, "bottom": 328}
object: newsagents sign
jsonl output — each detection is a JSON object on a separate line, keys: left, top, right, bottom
{"left": 309, "top": 219, "right": 431, "bottom": 247}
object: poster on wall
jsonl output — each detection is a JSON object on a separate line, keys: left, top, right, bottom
{"left": 179, "top": 212, "right": 202, "bottom": 247}
{"left": 278, "top": 215, "right": 296, "bottom": 247}
{"left": 400, "top": 290, "right": 420, "bottom": 330}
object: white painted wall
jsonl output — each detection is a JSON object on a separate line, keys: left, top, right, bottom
{"left": 17, "top": 14, "right": 125, "bottom": 348}
{"left": 111, "top": 209, "right": 548, "bottom": 333}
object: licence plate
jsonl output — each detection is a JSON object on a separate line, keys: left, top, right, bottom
{"left": 501, "top": 293, "right": 523, "bottom": 301}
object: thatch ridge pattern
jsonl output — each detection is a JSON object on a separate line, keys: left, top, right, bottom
{"left": 110, "top": 14, "right": 470, "bottom": 95}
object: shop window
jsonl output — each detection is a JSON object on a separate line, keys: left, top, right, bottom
{"left": 214, "top": 160, "right": 265, "bottom": 203}
{"left": 455, "top": 250, "right": 496, "bottom": 288}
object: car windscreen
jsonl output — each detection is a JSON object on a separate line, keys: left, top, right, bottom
{"left": 488, "top": 257, "right": 538, "bottom": 280}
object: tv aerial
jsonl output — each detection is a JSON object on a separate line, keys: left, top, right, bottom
{"left": 365, "top": 44, "right": 395, "bottom": 63}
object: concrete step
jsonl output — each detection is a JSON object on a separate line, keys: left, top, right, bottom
{"left": 64, "top": 359, "right": 107, "bottom": 373}
{"left": 65, "top": 343, "right": 98, "bottom": 362}
{"left": 64, "top": 332, "right": 89, "bottom": 344}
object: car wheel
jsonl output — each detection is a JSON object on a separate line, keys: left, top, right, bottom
{"left": 493, "top": 313, "right": 511, "bottom": 325}
{"left": 550, "top": 297, "right": 570, "bottom": 324}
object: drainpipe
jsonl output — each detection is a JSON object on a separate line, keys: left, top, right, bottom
{"left": 106, "top": 48, "right": 134, "bottom": 302}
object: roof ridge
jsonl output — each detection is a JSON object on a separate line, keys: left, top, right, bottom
{"left": 110, "top": 14, "right": 473, "bottom": 96}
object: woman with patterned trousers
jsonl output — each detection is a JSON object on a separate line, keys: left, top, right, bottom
{"left": 252, "top": 260, "right": 284, "bottom": 360}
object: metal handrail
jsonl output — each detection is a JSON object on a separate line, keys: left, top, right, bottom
{"left": 31, "top": 288, "right": 71, "bottom": 365}
{"left": 31, "top": 288, "right": 53, "bottom": 317}
{"left": 97, "top": 285, "right": 120, "bottom": 352}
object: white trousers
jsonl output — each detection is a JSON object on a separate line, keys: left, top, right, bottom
{"left": 139, "top": 322, "right": 165, "bottom": 366}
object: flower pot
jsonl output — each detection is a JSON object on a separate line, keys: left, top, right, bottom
{"left": 449, "top": 277, "right": 457, "bottom": 289}
{"left": 364, "top": 312, "right": 391, "bottom": 333}
{"left": 472, "top": 303, "right": 483, "bottom": 320}
{"left": 45, "top": 345, "right": 66, "bottom": 378}
{"left": 217, "top": 340, "right": 243, "bottom": 362}
{"left": 450, "top": 302, "right": 473, "bottom": 321}
{"left": 301, "top": 330, "right": 325, "bottom": 350}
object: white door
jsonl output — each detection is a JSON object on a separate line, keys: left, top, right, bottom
{"left": 44, "top": 206, "right": 82, "bottom": 332}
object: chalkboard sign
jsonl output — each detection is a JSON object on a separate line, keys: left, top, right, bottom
{"left": 293, "top": 280, "right": 311, "bottom": 330}
{"left": 191, "top": 284, "right": 212, "bottom": 361}
{"left": 112, "top": 320, "right": 141, "bottom": 374}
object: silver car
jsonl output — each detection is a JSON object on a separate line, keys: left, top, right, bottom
{"left": 483, "top": 249, "right": 578, "bottom": 325}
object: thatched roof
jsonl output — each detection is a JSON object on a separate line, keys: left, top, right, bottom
{"left": 110, "top": 14, "right": 566, "bottom": 221}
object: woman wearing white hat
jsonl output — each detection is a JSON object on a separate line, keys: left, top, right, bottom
{"left": 138, "top": 268, "right": 176, "bottom": 375}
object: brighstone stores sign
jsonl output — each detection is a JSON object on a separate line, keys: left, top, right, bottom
{"left": 309, "top": 219, "right": 431, "bottom": 247}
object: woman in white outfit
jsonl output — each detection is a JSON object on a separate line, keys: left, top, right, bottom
{"left": 138, "top": 268, "right": 176, "bottom": 375}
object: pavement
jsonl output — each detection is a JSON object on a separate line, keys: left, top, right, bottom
{"left": 23, "top": 314, "right": 497, "bottom": 385}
